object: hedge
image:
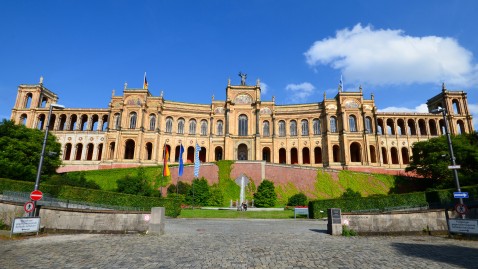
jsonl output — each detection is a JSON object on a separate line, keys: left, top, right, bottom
{"left": 309, "top": 184, "right": 478, "bottom": 219}
{"left": 0, "top": 178, "right": 182, "bottom": 217}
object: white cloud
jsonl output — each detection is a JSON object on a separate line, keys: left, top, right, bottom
{"left": 379, "top": 103, "right": 428, "bottom": 113}
{"left": 260, "top": 82, "right": 268, "bottom": 95}
{"left": 304, "top": 24, "right": 478, "bottom": 87}
{"left": 285, "top": 82, "right": 315, "bottom": 103}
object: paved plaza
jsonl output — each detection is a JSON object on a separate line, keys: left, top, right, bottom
{"left": 1, "top": 218, "right": 478, "bottom": 269}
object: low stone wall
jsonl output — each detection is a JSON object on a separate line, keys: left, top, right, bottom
{"left": 0, "top": 201, "right": 150, "bottom": 233}
{"left": 342, "top": 209, "right": 459, "bottom": 234}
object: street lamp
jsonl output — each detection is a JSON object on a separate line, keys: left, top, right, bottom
{"left": 31, "top": 103, "right": 64, "bottom": 216}
{"left": 430, "top": 107, "right": 464, "bottom": 208}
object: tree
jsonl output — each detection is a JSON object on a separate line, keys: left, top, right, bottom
{"left": 0, "top": 119, "right": 62, "bottom": 181}
{"left": 287, "top": 192, "right": 308, "bottom": 206}
{"left": 253, "top": 180, "right": 277, "bottom": 208}
{"left": 188, "top": 177, "right": 210, "bottom": 206}
{"left": 406, "top": 133, "right": 478, "bottom": 188}
{"left": 116, "top": 167, "right": 153, "bottom": 196}
{"left": 341, "top": 188, "right": 362, "bottom": 199}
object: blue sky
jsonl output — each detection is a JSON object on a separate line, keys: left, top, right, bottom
{"left": 1, "top": 0, "right": 477, "bottom": 128}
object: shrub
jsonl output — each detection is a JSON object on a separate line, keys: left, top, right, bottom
{"left": 208, "top": 184, "right": 224, "bottom": 206}
{"left": 116, "top": 167, "right": 153, "bottom": 196}
{"left": 188, "top": 177, "right": 210, "bottom": 206}
{"left": 46, "top": 172, "right": 100, "bottom": 189}
{"left": 253, "top": 180, "right": 277, "bottom": 208}
{"left": 342, "top": 225, "right": 357, "bottom": 236}
{"left": 287, "top": 193, "right": 308, "bottom": 206}
{"left": 341, "top": 188, "right": 362, "bottom": 199}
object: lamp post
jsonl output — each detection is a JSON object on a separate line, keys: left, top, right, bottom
{"left": 31, "top": 103, "right": 64, "bottom": 216}
{"left": 430, "top": 108, "right": 464, "bottom": 207}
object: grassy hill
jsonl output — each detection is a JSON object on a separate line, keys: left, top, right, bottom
{"left": 66, "top": 165, "right": 414, "bottom": 206}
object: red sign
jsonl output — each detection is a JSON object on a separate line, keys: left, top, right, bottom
{"left": 24, "top": 201, "right": 35, "bottom": 213}
{"left": 455, "top": 203, "right": 468, "bottom": 215}
{"left": 30, "top": 190, "right": 43, "bottom": 201}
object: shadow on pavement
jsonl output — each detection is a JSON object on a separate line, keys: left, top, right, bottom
{"left": 392, "top": 242, "right": 478, "bottom": 269}
{"left": 309, "top": 229, "right": 328, "bottom": 234}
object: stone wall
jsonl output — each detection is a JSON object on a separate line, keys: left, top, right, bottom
{"left": 0, "top": 201, "right": 149, "bottom": 233}
{"left": 341, "top": 209, "right": 460, "bottom": 234}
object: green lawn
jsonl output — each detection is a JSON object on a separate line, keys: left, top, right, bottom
{"left": 178, "top": 208, "right": 303, "bottom": 219}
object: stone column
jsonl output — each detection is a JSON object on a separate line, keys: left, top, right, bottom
{"left": 148, "top": 207, "right": 165, "bottom": 235}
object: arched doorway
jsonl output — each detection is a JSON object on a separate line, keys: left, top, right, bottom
{"left": 262, "top": 147, "right": 271, "bottom": 162}
{"left": 200, "top": 147, "right": 206, "bottom": 162}
{"left": 291, "top": 148, "right": 298, "bottom": 164}
{"left": 314, "top": 147, "right": 322, "bottom": 164}
{"left": 302, "top": 147, "right": 310, "bottom": 164}
{"left": 124, "top": 139, "right": 135, "bottom": 159}
{"left": 215, "top": 146, "right": 223, "bottom": 161}
{"left": 237, "top": 144, "right": 248, "bottom": 160}
{"left": 350, "top": 142, "right": 361, "bottom": 162}
{"left": 279, "top": 148, "right": 286, "bottom": 164}
{"left": 333, "top": 145, "right": 340, "bottom": 162}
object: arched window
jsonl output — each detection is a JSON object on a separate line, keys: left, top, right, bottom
{"left": 25, "top": 93, "right": 32, "bottom": 108}
{"left": 263, "top": 121, "right": 270, "bottom": 137}
{"left": 262, "top": 147, "right": 271, "bottom": 162}
{"left": 189, "top": 119, "right": 197, "bottom": 134}
{"left": 146, "top": 142, "right": 153, "bottom": 160}
{"left": 301, "top": 120, "right": 309, "bottom": 136}
{"left": 177, "top": 118, "right": 185, "bottom": 134}
{"left": 124, "top": 139, "right": 135, "bottom": 159}
{"left": 165, "top": 117, "right": 173, "bottom": 133}
{"left": 129, "top": 112, "right": 137, "bottom": 129}
{"left": 216, "top": 120, "right": 223, "bottom": 135}
{"left": 149, "top": 114, "right": 156, "bottom": 131}
{"left": 238, "top": 114, "right": 248, "bottom": 136}
{"left": 313, "top": 119, "right": 321, "bottom": 135}
{"left": 386, "top": 119, "right": 395, "bottom": 135}
{"left": 452, "top": 99, "right": 461, "bottom": 114}
{"left": 101, "top": 115, "right": 108, "bottom": 131}
{"left": 349, "top": 115, "right": 357, "bottom": 132}
{"left": 365, "top": 117, "right": 372, "bottom": 133}
{"left": 290, "top": 120, "right": 297, "bottom": 136}
{"left": 80, "top": 114, "right": 88, "bottom": 131}
{"left": 330, "top": 116, "right": 337, "bottom": 133}
{"left": 20, "top": 114, "right": 28, "bottom": 126}
{"left": 200, "top": 120, "right": 208, "bottom": 136}
{"left": 64, "top": 143, "right": 72, "bottom": 160}
{"left": 278, "top": 120, "right": 286, "bottom": 137}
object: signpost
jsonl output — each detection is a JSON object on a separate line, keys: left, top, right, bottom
{"left": 11, "top": 217, "right": 41, "bottom": 235}
{"left": 455, "top": 203, "right": 468, "bottom": 215}
{"left": 24, "top": 202, "right": 35, "bottom": 213}
{"left": 30, "top": 190, "right": 43, "bottom": 201}
{"left": 453, "top": 192, "right": 469, "bottom": 199}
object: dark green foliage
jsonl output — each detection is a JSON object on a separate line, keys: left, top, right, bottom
{"left": 253, "top": 180, "right": 277, "bottom": 208}
{"left": 0, "top": 119, "right": 62, "bottom": 182}
{"left": 116, "top": 167, "right": 155, "bottom": 196}
{"left": 217, "top": 160, "right": 234, "bottom": 181}
{"left": 0, "top": 178, "right": 181, "bottom": 217}
{"left": 167, "top": 181, "right": 191, "bottom": 196}
{"left": 287, "top": 192, "right": 308, "bottom": 206}
{"left": 308, "top": 184, "right": 478, "bottom": 219}
{"left": 406, "top": 133, "right": 478, "bottom": 188}
{"left": 46, "top": 172, "right": 100, "bottom": 189}
{"left": 341, "top": 188, "right": 362, "bottom": 199}
{"left": 188, "top": 177, "right": 210, "bottom": 206}
{"left": 342, "top": 225, "right": 357, "bottom": 236}
{"left": 208, "top": 184, "right": 224, "bottom": 206}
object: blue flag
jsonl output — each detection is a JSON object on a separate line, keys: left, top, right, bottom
{"left": 178, "top": 144, "right": 184, "bottom": 176}
{"left": 194, "top": 143, "right": 201, "bottom": 177}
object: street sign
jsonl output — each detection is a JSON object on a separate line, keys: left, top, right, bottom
{"left": 24, "top": 202, "right": 34, "bottom": 213}
{"left": 30, "top": 190, "right": 43, "bottom": 201}
{"left": 448, "top": 165, "right": 461, "bottom": 169}
{"left": 11, "top": 217, "right": 41, "bottom": 234}
{"left": 455, "top": 203, "right": 468, "bottom": 215}
{"left": 454, "top": 192, "right": 469, "bottom": 199}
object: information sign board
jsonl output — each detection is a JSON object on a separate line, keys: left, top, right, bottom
{"left": 11, "top": 217, "right": 41, "bottom": 234}
{"left": 448, "top": 219, "right": 478, "bottom": 234}
{"left": 453, "top": 192, "right": 469, "bottom": 199}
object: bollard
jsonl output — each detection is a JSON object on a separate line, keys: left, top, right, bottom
{"left": 148, "top": 207, "right": 165, "bottom": 235}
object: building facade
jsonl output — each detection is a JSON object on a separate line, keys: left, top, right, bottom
{"left": 10, "top": 78, "right": 474, "bottom": 171}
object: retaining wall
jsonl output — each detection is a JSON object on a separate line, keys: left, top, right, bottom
{"left": 0, "top": 201, "right": 149, "bottom": 233}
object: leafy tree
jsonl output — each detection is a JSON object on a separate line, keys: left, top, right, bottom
{"left": 208, "top": 184, "right": 224, "bottom": 206}
{"left": 167, "top": 181, "right": 191, "bottom": 196}
{"left": 253, "top": 180, "right": 277, "bottom": 208}
{"left": 406, "top": 133, "right": 478, "bottom": 188}
{"left": 116, "top": 167, "right": 153, "bottom": 196}
{"left": 0, "top": 119, "right": 62, "bottom": 181}
{"left": 341, "top": 188, "right": 362, "bottom": 199}
{"left": 287, "top": 192, "right": 308, "bottom": 206}
{"left": 188, "top": 177, "right": 210, "bottom": 206}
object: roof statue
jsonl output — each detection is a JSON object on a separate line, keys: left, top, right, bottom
{"left": 238, "top": 72, "right": 247, "bottom": 86}
{"left": 39, "top": 76, "right": 44, "bottom": 84}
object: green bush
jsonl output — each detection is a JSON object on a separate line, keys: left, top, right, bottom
{"left": 342, "top": 225, "right": 357, "bottom": 236}
{"left": 253, "top": 180, "right": 277, "bottom": 208}
{"left": 188, "top": 178, "right": 210, "bottom": 206}
{"left": 208, "top": 184, "right": 224, "bottom": 206}
{"left": 46, "top": 172, "right": 100, "bottom": 189}
{"left": 0, "top": 178, "right": 181, "bottom": 217}
{"left": 341, "top": 188, "right": 362, "bottom": 199}
{"left": 287, "top": 193, "right": 308, "bottom": 206}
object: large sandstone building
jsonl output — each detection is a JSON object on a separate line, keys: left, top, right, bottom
{"left": 10, "top": 77, "right": 474, "bottom": 173}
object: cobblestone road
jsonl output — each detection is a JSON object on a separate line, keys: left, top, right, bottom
{"left": 1, "top": 218, "right": 478, "bottom": 269}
